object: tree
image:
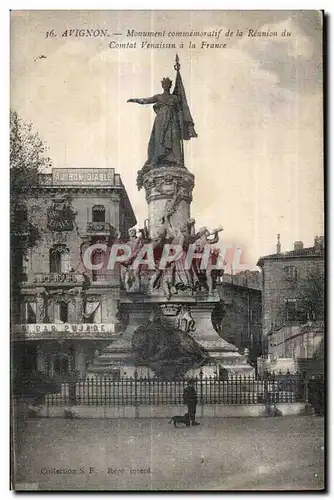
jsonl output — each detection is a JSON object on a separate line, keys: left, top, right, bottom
{"left": 270, "top": 266, "right": 325, "bottom": 332}
{"left": 10, "top": 110, "right": 51, "bottom": 238}
{"left": 10, "top": 110, "right": 51, "bottom": 316}
{"left": 295, "top": 267, "right": 325, "bottom": 321}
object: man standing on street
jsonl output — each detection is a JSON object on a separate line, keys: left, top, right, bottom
{"left": 183, "top": 379, "right": 200, "bottom": 426}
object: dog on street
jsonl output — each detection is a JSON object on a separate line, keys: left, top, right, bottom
{"left": 169, "top": 413, "right": 190, "bottom": 427}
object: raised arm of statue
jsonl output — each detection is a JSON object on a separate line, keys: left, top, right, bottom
{"left": 127, "top": 96, "right": 158, "bottom": 105}
{"left": 209, "top": 226, "right": 223, "bottom": 244}
{"left": 209, "top": 232, "right": 219, "bottom": 245}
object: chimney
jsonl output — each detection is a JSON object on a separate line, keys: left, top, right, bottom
{"left": 276, "top": 234, "right": 281, "bottom": 254}
{"left": 314, "top": 236, "right": 324, "bottom": 252}
{"left": 294, "top": 241, "right": 304, "bottom": 251}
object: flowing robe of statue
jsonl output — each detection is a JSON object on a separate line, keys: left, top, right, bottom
{"left": 146, "top": 94, "right": 183, "bottom": 167}
{"left": 170, "top": 229, "right": 199, "bottom": 292}
{"left": 128, "top": 66, "right": 197, "bottom": 169}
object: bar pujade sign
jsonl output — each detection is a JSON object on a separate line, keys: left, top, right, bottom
{"left": 13, "top": 323, "right": 117, "bottom": 338}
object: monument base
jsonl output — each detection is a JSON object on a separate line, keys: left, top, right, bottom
{"left": 86, "top": 293, "right": 254, "bottom": 378}
{"left": 142, "top": 166, "right": 195, "bottom": 239}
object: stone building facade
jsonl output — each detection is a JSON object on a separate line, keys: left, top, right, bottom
{"left": 12, "top": 168, "right": 136, "bottom": 381}
{"left": 215, "top": 272, "right": 262, "bottom": 366}
{"left": 257, "top": 237, "right": 324, "bottom": 373}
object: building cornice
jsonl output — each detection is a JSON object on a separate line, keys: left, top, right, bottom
{"left": 30, "top": 185, "right": 124, "bottom": 195}
{"left": 257, "top": 251, "right": 324, "bottom": 268}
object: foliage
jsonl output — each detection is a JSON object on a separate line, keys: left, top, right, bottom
{"left": 12, "top": 370, "right": 61, "bottom": 398}
{"left": 295, "top": 267, "right": 325, "bottom": 320}
{"left": 10, "top": 110, "right": 51, "bottom": 253}
{"left": 10, "top": 110, "right": 50, "bottom": 194}
{"left": 271, "top": 266, "right": 325, "bottom": 333}
{"left": 10, "top": 110, "right": 52, "bottom": 322}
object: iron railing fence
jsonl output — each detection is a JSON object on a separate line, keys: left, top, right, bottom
{"left": 44, "top": 374, "right": 307, "bottom": 407}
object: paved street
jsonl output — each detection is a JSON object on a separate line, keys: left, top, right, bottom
{"left": 13, "top": 416, "right": 324, "bottom": 491}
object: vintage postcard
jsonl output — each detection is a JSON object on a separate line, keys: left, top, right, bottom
{"left": 10, "top": 10, "right": 324, "bottom": 491}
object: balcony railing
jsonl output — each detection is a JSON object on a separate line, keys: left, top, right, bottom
{"left": 22, "top": 273, "right": 85, "bottom": 286}
{"left": 90, "top": 272, "right": 120, "bottom": 284}
{"left": 86, "top": 221, "right": 113, "bottom": 234}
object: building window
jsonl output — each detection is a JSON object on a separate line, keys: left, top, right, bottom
{"left": 45, "top": 353, "right": 52, "bottom": 376}
{"left": 53, "top": 354, "right": 70, "bottom": 375}
{"left": 83, "top": 300, "right": 101, "bottom": 323}
{"left": 68, "top": 346, "right": 75, "bottom": 372}
{"left": 59, "top": 302, "right": 68, "bottom": 323}
{"left": 91, "top": 249, "right": 105, "bottom": 281}
{"left": 15, "top": 206, "right": 28, "bottom": 223}
{"left": 250, "top": 308, "right": 260, "bottom": 324}
{"left": 284, "top": 265, "right": 297, "bottom": 282}
{"left": 92, "top": 205, "right": 106, "bottom": 223}
{"left": 285, "top": 299, "right": 297, "bottom": 321}
{"left": 47, "top": 301, "right": 56, "bottom": 323}
{"left": 23, "top": 344, "right": 37, "bottom": 372}
{"left": 49, "top": 246, "right": 71, "bottom": 274}
{"left": 26, "top": 302, "right": 36, "bottom": 324}
{"left": 50, "top": 249, "right": 61, "bottom": 273}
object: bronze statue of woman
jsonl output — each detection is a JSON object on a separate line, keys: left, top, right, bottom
{"left": 128, "top": 56, "right": 197, "bottom": 174}
{"left": 128, "top": 77, "right": 183, "bottom": 168}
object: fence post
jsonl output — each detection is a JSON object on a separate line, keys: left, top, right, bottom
{"left": 134, "top": 369, "right": 139, "bottom": 417}
{"left": 199, "top": 369, "right": 204, "bottom": 417}
{"left": 68, "top": 373, "right": 77, "bottom": 406}
{"left": 303, "top": 372, "right": 309, "bottom": 406}
{"left": 264, "top": 371, "right": 270, "bottom": 412}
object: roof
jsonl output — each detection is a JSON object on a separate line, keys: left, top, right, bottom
{"left": 217, "top": 273, "right": 261, "bottom": 291}
{"left": 268, "top": 320, "right": 324, "bottom": 339}
{"left": 257, "top": 245, "right": 324, "bottom": 267}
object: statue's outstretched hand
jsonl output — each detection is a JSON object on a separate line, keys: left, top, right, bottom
{"left": 127, "top": 99, "right": 135, "bottom": 103}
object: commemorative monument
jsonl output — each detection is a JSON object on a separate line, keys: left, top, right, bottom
{"left": 88, "top": 56, "right": 253, "bottom": 379}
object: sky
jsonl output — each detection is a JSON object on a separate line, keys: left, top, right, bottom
{"left": 10, "top": 10, "right": 324, "bottom": 269}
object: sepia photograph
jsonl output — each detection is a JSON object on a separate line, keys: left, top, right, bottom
{"left": 10, "top": 9, "right": 324, "bottom": 491}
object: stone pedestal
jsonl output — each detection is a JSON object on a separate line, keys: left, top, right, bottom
{"left": 142, "top": 166, "right": 195, "bottom": 239}
{"left": 156, "top": 293, "right": 254, "bottom": 375}
{"left": 86, "top": 338, "right": 133, "bottom": 377}
{"left": 86, "top": 301, "right": 154, "bottom": 377}
{"left": 87, "top": 292, "right": 254, "bottom": 377}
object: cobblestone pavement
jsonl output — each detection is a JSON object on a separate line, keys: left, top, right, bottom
{"left": 13, "top": 416, "right": 324, "bottom": 491}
